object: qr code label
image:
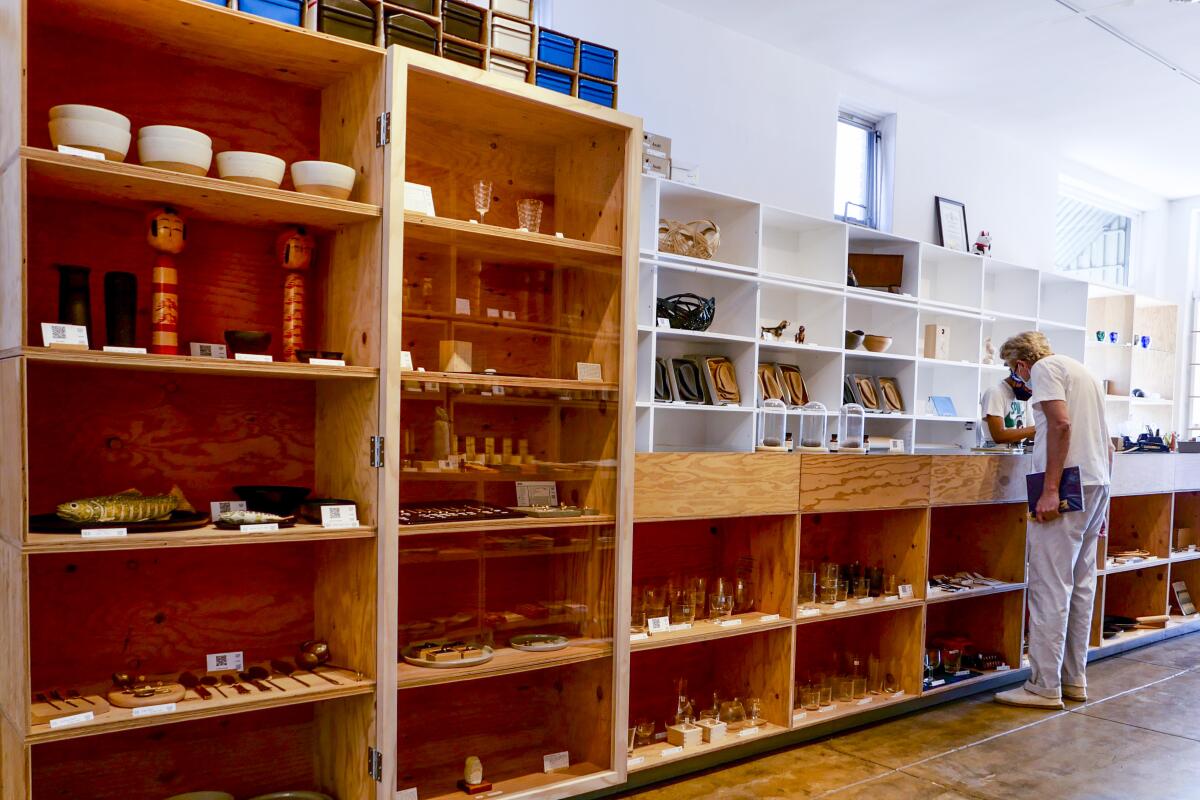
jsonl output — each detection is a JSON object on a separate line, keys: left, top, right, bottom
{"left": 206, "top": 651, "right": 244, "bottom": 672}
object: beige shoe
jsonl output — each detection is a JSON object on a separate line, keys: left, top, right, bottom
{"left": 994, "top": 687, "right": 1065, "bottom": 709}
{"left": 1062, "top": 684, "right": 1087, "bottom": 702}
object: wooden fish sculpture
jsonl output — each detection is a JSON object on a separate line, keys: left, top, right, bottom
{"left": 56, "top": 487, "right": 182, "bottom": 523}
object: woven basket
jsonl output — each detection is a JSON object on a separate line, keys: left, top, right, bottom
{"left": 658, "top": 218, "right": 720, "bottom": 260}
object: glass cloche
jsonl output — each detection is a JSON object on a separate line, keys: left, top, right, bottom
{"left": 839, "top": 403, "right": 867, "bottom": 453}
{"left": 799, "top": 401, "right": 829, "bottom": 452}
{"left": 756, "top": 398, "right": 788, "bottom": 451}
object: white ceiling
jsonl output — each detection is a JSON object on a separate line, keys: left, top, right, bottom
{"left": 658, "top": 0, "right": 1200, "bottom": 200}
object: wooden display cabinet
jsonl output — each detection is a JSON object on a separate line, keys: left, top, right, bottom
{"left": 928, "top": 503, "right": 1027, "bottom": 599}
{"left": 1108, "top": 493, "right": 1172, "bottom": 563}
{"left": 924, "top": 589, "right": 1025, "bottom": 694}
{"left": 1172, "top": 491, "right": 1200, "bottom": 556}
{"left": 798, "top": 508, "right": 929, "bottom": 609}
{"left": 1104, "top": 566, "right": 1169, "bottom": 624}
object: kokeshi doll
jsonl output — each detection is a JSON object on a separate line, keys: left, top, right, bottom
{"left": 146, "top": 207, "right": 186, "bottom": 354}
{"left": 278, "top": 226, "right": 315, "bottom": 362}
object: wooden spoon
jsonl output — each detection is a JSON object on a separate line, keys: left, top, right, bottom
{"left": 248, "top": 665, "right": 286, "bottom": 691}
{"left": 271, "top": 658, "right": 310, "bottom": 687}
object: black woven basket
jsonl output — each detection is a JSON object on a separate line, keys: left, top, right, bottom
{"left": 656, "top": 293, "right": 715, "bottom": 332}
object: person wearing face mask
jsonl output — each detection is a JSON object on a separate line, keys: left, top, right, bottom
{"left": 980, "top": 371, "right": 1035, "bottom": 445}
{"left": 993, "top": 331, "right": 1112, "bottom": 710}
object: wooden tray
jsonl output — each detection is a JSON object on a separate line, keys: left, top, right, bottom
{"left": 29, "top": 511, "right": 211, "bottom": 534}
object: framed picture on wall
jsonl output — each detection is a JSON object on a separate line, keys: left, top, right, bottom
{"left": 935, "top": 196, "right": 969, "bottom": 252}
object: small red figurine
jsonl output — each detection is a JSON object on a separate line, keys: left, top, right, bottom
{"left": 973, "top": 230, "right": 992, "bottom": 257}
{"left": 278, "top": 226, "right": 315, "bottom": 362}
{"left": 147, "top": 206, "right": 186, "bottom": 354}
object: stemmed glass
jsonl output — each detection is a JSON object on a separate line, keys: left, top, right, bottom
{"left": 473, "top": 180, "right": 492, "bottom": 225}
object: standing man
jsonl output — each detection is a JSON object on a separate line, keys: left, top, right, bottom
{"left": 995, "top": 331, "right": 1112, "bottom": 709}
{"left": 981, "top": 370, "right": 1035, "bottom": 445}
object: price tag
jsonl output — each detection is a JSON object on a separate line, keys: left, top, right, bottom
{"left": 929, "top": 679, "right": 946, "bottom": 688}
{"left": 994, "top": 664, "right": 1011, "bottom": 672}
{"left": 832, "top": 601, "right": 847, "bottom": 609}
{"left": 396, "top": 789, "right": 420, "bottom": 800}
{"left": 657, "top": 317, "right": 671, "bottom": 328}
{"left": 132, "top": 702, "right": 177, "bottom": 717}
{"left": 210, "top": 500, "right": 247, "bottom": 519}
{"left": 502, "top": 310, "right": 517, "bottom": 320}
{"left": 759, "top": 613, "right": 780, "bottom": 623}
{"left": 856, "top": 698, "right": 873, "bottom": 706}
{"left": 898, "top": 584, "right": 914, "bottom": 599}
{"left": 103, "top": 346, "right": 147, "bottom": 354}
{"left": 40, "top": 322, "right": 88, "bottom": 348}
{"left": 482, "top": 792, "right": 503, "bottom": 798}
{"left": 576, "top": 362, "right": 603, "bottom": 382}
{"left": 716, "top": 618, "right": 743, "bottom": 627}
{"left": 486, "top": 307, "right": 500, "bottom": 318}
{"left": 628, "top": 756, "right": 645, "bottom": 768}
{"left": 630, "top": 632, "right": 649, "bottom": 641}
{"left": 856, "top": 597, "right": 875, "bottom": 604}
{"left": 738, "top": 726, "right": 760, "bottom": 737}
{"left": 818, "top": 705, "right": 835, "bottom": 713}
{"left": 309, "top": 357, "right": 346, "bottom": 367}
{"left": 793, "top": 712, "right": 807, "bottom": 722}
{"left": 891, "top": 691, "right": 906, "bottom": 699}
{"left": 883, "top": 595, "right": 899, "bottom": 602}
{"left": 49, "top": 710, "right": 94, "bottom": 728}
{"left": 321, "top": 504, "right": 359, "bottom": 528}
{"left": 660, "top": 746, "right": 683, "bottom": 757}
{"left": 234, "top": 353, "right": 273, "bottom": 362}
{"left": 799, "top": 608, "right": 821, "bottom": 617}
{"left": 455, "top": 297, "right": 471, "bottom": 315}
{"left": 57, "top": 144, "right": 106, "bottom": 160}
{"left": 81, "top": 527, "right": 127, "bottom": 539}
{"left": 189, "top": 342, "right": 228, "bottom": 359}
{"left": 647, "top": 615, "right": 670, "bottom": 633}
{"left": 400, "top": 351, "right": 414, "bottom": 370}
{"left": 206, "top": 651, "right": 244, "bottom": 672}
{"left": 241, "top": 523, "right": 279, "bottom": 533}
{"left": 542, "top": 751, "right": 570, "bottom": 772}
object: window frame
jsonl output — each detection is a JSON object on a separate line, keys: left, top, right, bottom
{"left": 834, "top": 112, "right": 882, "bottom": 229}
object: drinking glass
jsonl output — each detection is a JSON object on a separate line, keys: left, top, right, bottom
{"left": 517, "top": 198, "right": 544, "bottom": 232}
{"left": 802, "top": 685, "right": 820, "bottom": 711}
{"left": 942, "top": 648, "right": 963, "bottom": 674}
{"left": 734, "top": 575, "right": 756, "bottom": 613}
{"left": 710, "top": 577, "right": 734, "bottom": 620}
{"left": 883, "top": 573, "right": 899, "bottom": 597}
{"left": 853, "top": 577, "right": 870, "bottom": 599}
{"left": 719, "top": 696, "right": 746, "bottom": 725}
{"left": 634, "top": 720, "right": 655, "bottom": 747}
{"left": 924, "top": 648, "right": 942, "bottom": 681}
{"left": 835, "top": 580, "right": 849, "bottom": 602}
{"left": 852, "top": 676, "right": 867, "bottom": 699}
{"left": 472, "top": 180, "right": 492, "bottom": 224}
{"left": 643, "top": 584, "right": 668, "bottom": 621}
{"left": 797, "top": 569, "right": 817, "bottom": 608}
{"left": 670, "top": 588, "right": 696, "bottom": 625}
{"left": 836, "top": 676, "right": 854, "bottom": 703}
{"left": 819, "top": 579, "right": 838, "bottom": 605}
{"left": 868, "top": 654, "right": 883, "bottom": 694}
{"left": 819, "top": 684, "right": 833, "bottom": 707}
{"left": 630, "top": 589, "right": 647, "bottom": 633}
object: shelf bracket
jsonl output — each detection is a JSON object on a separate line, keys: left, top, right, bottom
{"left": 376, "top": 112, "right": 391, "bottom": 147}
{"left": 370, "top": 436, "right": 385, "bottom": 468}
{"left": 367, "top": 746, "right": 383, "bottom": 782}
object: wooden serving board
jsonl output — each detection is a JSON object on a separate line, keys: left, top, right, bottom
{"left": 31, "top": 694, "right": 110, "bottom": 725}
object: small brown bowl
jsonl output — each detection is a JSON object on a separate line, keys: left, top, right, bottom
{"left": 224, "top": 330, "right": 272, "bottom": 355}
{"left": 863, "top": 334, "right": 893, "bottom": 353}
{"left": 844, "top": 329, "right": 865, "bottom": 350}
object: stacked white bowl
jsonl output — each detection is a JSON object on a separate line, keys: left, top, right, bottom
{"left": 48, "top": 104, "right": 131, "bottom": 161}
{"left": 138, "top": 124, "right": 213, "bottom": 176}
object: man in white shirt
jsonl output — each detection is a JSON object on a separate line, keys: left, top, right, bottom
{"left": 994, "top": 331, "right": 1112, "bottom": 710}
{"left": 980, "top": 372, "right": 1035, "bottom": 445}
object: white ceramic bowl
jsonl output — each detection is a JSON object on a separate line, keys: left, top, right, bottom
{"left": 138, "top": 124, "right": 212, "bottom": 149}
{"left": 138, "top": 136, "right": 213, "bottom": 176}
{"left": 216, "top": 151, "right": 286, "bottom": 189}
{"left": 49, "top": 104, "right": 130, "bottom": 130}
{"left": 290, "top": 160, "right": 356, "bottom": 200}
{"left": 48, "top": 118, "right": 131, "bottom": 161}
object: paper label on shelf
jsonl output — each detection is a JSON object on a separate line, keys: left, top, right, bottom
{"left": 131, "top": 702, "right": 176, "bottom": 717}
{"left": 657, "top": 317, "right": 671, "bottom": 328}
{"left": 49, "top": 711, "right": 94, "bottom": 728}
{"left": 234, "top": 353, "right": 273, "bottom": 362}
{"left": 892, "top": 691, "right": 906, "bottom": 699}
{"left": 396, "top": 789, "right": 420, "bottom": 800}
{"left": 799, "top": 608, "right": 821, "bottom": 617}
{"left": 487, "top": 307, "right": 501, "bottom": 318}
{"left": 856, "top": 597, "right": 875, "bottom": 604}
{"left": 240, "top": 523, "right": 279, "bottom": 533}
{"left": 41, "top": 322, "right": 88, "bottom": 348}
{"left": 857, "top": 698, "right": 873, "bottom": 706}
{"left": 515, "top": 481, "right": 557, "bottom": 507}
{"left": 668, "top": 622, "right": 692, "bottom": 632}
{"left": 189, "top": 342, "right": 228, "bottom": 359}
{"left": 502, "top": 310, "right": 517, "bottom": 320}
{"left": 883, "top": 595, "right": 899, "bottom": 602}
{"left": 81, "top": 527, "right": 127, "bottom": 538}
{"left": 898, "top": 584, "right": 914, "bottom": 599}
{"left": 738, "top": 726, "right": 760, "bottom": 737}
{"left": 660, "top": 746, "right": 683, "bottom": 757}
{"left": 56, "top": 144, "right": 105, "bottom": 160}
{"left": 403, "top": 182, "right": 436, "bottom": 216}
{"left": 628, "top": 756, "right": 645, "bottom": 768}
{"left": 576, "top": 362, "right": 603, "bottom": 382}
{"left": 759, "top": 613, "right": 780, "bottom": 623}
{"left": 994, "top": 664, "right": 1011, "bottom": 672}
{"left": 400, "top": 351, "right": 414, "bottom": 370}
{"left": 630, "top": 632, "right": 649, "bottom": 641}
{"left": 929, "top": 679, "right": 946, "bottom": 688}
{"left": 210, "top": 500, "right": 247, "bottom": 519}
{"left": 647, "top": 615, "right": 671, "bottom": 633}
{"left": 832, "top": 601, "right": 847, "bottom": 609}
{"left": 102, "top": 346, "right": 147, "bottom": 354}
{"left": 793, "top": 712, "right": 807, "bottom": 722}
{"left": 206, "top": 651, "right": 244, "bottom": 672}
{"left": 542, "top": 751, "right": 570, "bottom": 772}
{"left": 321, "top": 504, "right": 359, "bottom": 528}
{"left": 715, "top": 618, "right": 743, "bottom": 627}
{"left": 818, "top": 705, "right": 835, "bottom": 713}
{"left": 308, "top": 357, "right": 346, "bottom": 367}
{"left": 455, "top": 297, "right": 471, "bottom": 315}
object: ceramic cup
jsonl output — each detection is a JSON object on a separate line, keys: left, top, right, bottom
{"left": 1109, "top": 331, "right": 1118, "bottom": 343}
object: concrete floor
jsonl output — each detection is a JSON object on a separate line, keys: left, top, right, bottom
{"left": 619, "top": 632, "right": 1200, "bottom": 799}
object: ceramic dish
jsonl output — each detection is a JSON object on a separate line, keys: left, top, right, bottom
{"left": 224, "top": 329, "right": 272, "bottom": 354}
{"left": 50, "top": 104, "right": 130, "bottom": 130}
{"left": 233, "top": 485, "right": 312, "bottom": 516}
{"left": 138, "top": 124, "right": 213, "bottom": 148}
{"left": 216, "top": 150, "right": 286, "bottom": 188}
{"left": 163, "top": 793, "right": 235, "bottom": 800}
{"left": 138, "top": 136, "right": 213, "bottom": 176}
{"left": 48, "top": 117, "right": 131, "bottom": 161}
{"left": 402, "top": 644, "right": 494, "bottom": 669}
{"left": 863, "top": 334, "right": 892, "bottom": 353}
{"left": 246, "top": 793, "right": 332, "bottom": 800}
{"left": 844, "top": 329, "right": 865, "bottom": 350}
{"left": 510, "top": 634, "right": 570, "bottom": 652}
{"left": 291, "top": 160, "right": 356, "bottom": 200}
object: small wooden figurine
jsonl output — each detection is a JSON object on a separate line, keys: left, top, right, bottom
{"left": 760, "top": 320, "right": 788, "bottom": 341}
{"left": 794, "top": 325, "right": 806, "bottom": 344}
{"left": 278, "top": 226, "right": 315, "bottom": 362}
{"left": 146, "top": 206, "right": 186, "bottom": 354}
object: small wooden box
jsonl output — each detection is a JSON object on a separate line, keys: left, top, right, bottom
{"left": 848, "top": 253, "right": 904, "bottom": 290}
{"left": 439, "top": 340, "right": 473, "bottom": 372}
{"left": 696, "top": 718, "right": 726, "bottom": 743}
{"left": 491, "top": 0, "right": 532, "bottom": 19}
{"left": 923, "top": 323, "right": 949, "bottom": 360}
{"left": 666, "top": 723, "right": 702, "bottom": 747}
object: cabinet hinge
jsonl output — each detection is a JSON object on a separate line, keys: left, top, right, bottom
{"left": 376, "top": 112, "right": 391, "bottom": 147}
{"left": 370, "top": 435, "right": 385, "bottom": 468}
{"left": 367, "top": 746, "right": 383, "bottom": 782}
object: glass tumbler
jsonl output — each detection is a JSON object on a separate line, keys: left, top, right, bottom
{"left": 802, "top": 685, "right": 820, "bottom": 711}
{"left": 852, "top": 676, "right": 867, "bottom": 699}
{"left": 517, "top": 198, "right": 544, "bottom": 233}
{"left": 819, "top": 683, "right": 833, "bottom": 707}
{"left": 670, "top": 588, "right": 696, "bottom": 625}
{"left": 836, "top": 676, "right": 854, "bottom": 703}
{"left": 853, "top": 577, "right": 871, "bottom": 599}
{"left": 797, "top": 570, "right": 817, "bottom": 608}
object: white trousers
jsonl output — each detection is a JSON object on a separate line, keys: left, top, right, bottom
{"left": 1025, "top": 483, "right": 1110, "bottom": 699}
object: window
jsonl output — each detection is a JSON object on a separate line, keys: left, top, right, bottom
{"left": 833, "top": 113, "right": 881, "bottom": 228}
{"left": 1055, "top": 193, "right": 1133, "bottom": 286}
